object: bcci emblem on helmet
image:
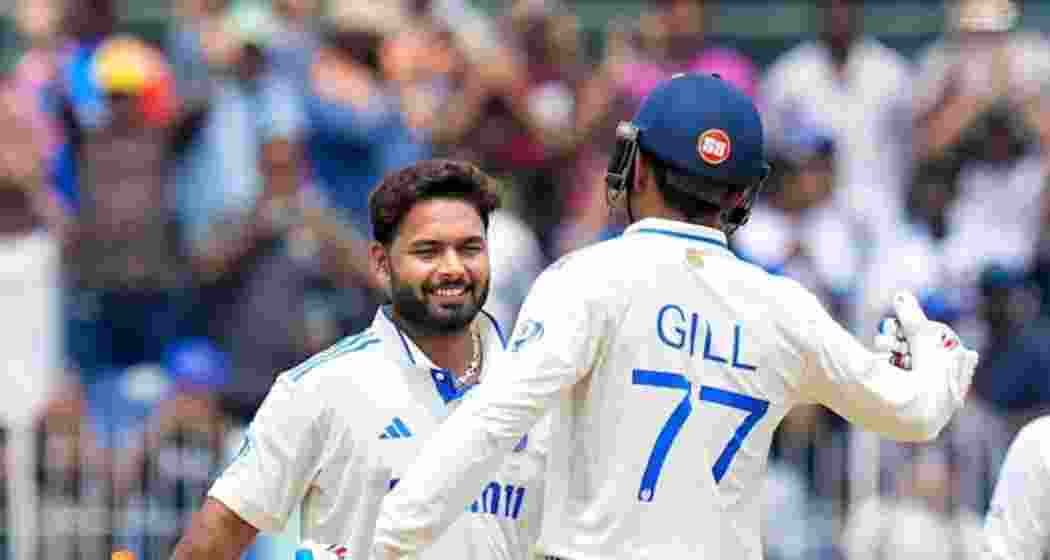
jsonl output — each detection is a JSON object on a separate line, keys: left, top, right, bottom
{"left": 698, "top": 129, "right": 731, "bottom": 166}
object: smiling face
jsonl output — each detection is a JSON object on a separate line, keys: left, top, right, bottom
{"left": 373, "top": 197, "right": 491, "bottom": 336}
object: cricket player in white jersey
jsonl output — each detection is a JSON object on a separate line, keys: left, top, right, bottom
{"left": 168, "top": 160, "right": 548, "bottom": 560}
{"left": 372, "top": 74, "right": 981, "bottom": 560}
{"left": 985, "top": 415, "right": 1050, "bottom": 559}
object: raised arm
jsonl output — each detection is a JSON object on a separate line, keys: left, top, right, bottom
{"left": 374, "top": 261, "right": 611, "bottom": 558}
{"left": 800, "top": 291, "right": 978, "bottom": 442}
{"left": 169, "top": 497, "right": 259, "bottom": 560}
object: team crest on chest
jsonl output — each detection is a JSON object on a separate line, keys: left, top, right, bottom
{"left": 511, "top": 319, "right": 544, "bottom": 353}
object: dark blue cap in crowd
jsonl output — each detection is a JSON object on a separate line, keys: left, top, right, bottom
{"left": 633, "top": 73, "right": 767, "bottom": 186}
{"left": 162, "top": 337, "right": 230, "bottom": 392}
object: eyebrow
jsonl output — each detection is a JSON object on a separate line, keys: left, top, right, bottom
{"left": 407, "top": 235, "right": 486, "bottom": 249}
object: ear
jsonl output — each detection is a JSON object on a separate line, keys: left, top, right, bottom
{"left": 369, "top": 241, "right": 391, "bottom": 283}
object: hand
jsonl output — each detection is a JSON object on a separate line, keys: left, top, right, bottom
{"left": 311, "top": 49, "right": 377, "bottom": 109}
{"left": 877, "top": 292, "right": 980, "bottom": 397}
{"left": 295, "top": 540, "right": 351, "bottom": 560}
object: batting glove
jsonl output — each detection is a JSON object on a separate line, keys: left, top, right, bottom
{"left": 876, "top": 292, "right": 979, "bottom": 399}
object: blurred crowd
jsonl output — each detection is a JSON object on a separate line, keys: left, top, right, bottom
{"left": 2, "top": 0, "right": 1050, "bottom": 558}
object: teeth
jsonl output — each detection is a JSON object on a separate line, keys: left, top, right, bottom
{"left": 434, "top": 287, "right": 466, "bottom": 296}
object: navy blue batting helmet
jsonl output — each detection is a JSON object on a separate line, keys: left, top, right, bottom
{"left": 605, "top": 73, "right": 770, "bottom": 235}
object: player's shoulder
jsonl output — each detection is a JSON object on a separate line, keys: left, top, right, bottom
{"left": 1011, "top": 415, "right": 1050, "bottom": 458}
{"left": 278, "top": 328, "right": 391, "bottom": 388}
{"left": 731, "top": 249, "right": 809, "bottom": 292}
{"left": 731, "top": 260, "right": 828, "bottom": 321}
{"left": 996, "top": 415, "right": 1050, "bottom": 486}
{"left": 543, "top": 233, "right": 663, "bottom": 295}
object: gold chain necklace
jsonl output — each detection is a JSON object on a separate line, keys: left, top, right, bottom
{"left": 454, "top": 326, "right": 483, "bottom": 389}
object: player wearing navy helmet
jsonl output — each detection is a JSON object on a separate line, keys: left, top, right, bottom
{"left": 373, "top": 74, "right": 979, "bottom": 560}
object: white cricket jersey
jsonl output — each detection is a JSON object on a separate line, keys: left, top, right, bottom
{"left": 985, "top": 415, "right": 1050, "bottom": 560}
{"left": 375, "top": 218, "right": 971, "bottom": 560}
{"left": 208, "top": 307, "right": 548, "bottom": 560}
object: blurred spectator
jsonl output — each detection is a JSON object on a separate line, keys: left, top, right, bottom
{"left": 913, "top": 0, "right": 1049, "bottom": 283}
{"left": 55, "top": 32, "right": 195, "bottom": 381}
{"left": 167, "top": 0, "right": 317, "bottom": 423}
{"left": 483, "top": 1, "right": 582, "bottom": 254}
{"left": 969, "top": 264, "right": 1050, "bottom": 432}
{"left": 10, "top": 0, "right": 66, "bottom": 206}
{"left": 1031, "top": 174, "right": 1050, "bottom": 315}
{"left": 167, "top": 0, "right": 227, "bottom": 109}
{"left": 485, "top": 209, "right": 546, "bottom": 330}
{"left": 268, "top": 0, "right": 322, "bottom": 88}
{"left": 879, "top": 398, "right": 1008, "bottom": 516}
{"left": 380, "top": 14, "right": 467, "bottom": 146}
{"left": 116, "top": 338, "right": 231, "bottom": 559}
{"left": 734, "top": 130, "right": 859, "bottom": 325}
{"left": 306, "top": 4, "right": 425, "bottom": 233}
{"left": 914, "top": 0, "right": 1047, "bottom": 162}
{"left": 622, "top": 0, "right": 759, "bottom": 99}
{"left": 0, "top": 77, "right": 63, "bottom": 428}
{"left": 840, "top": 447, "right": 983, "bottom": 560}
{"left": 408, "top": 0, "right": 580, "bottom": 257}
{"left": 761, "top": 0, "right": 915, "bottom": 244}
{"left": 34, "top": 382, "right": 112, "bottom": 560}
{"left": 763, "top": 460, "right": 839, "bottom": 560}
{"left": 769, "top": 403, "right": 852, "bottom": 526}
{"left": 412, "top": 0, "right": 503, "bottom": 57}
{"left": 853, "top": 151, "right": 962, "bottom": 343}
{"left": 168, "top": 0, "right": 302, "bottom": 249}
{"left": 0, "top": 60, "right": 63, "bottom": 559}
{"left": 294, "top": 4, "right": 426, "bottom": 340}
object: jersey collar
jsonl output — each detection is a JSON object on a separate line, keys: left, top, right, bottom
{"left": 624, "top": 218, "right": 735, "bottom": 258}
{"left": 374, "top": 306, "right": 507, "bottom": 403}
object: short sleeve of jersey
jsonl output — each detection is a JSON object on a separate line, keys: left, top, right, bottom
{"left": 209, "top": 372, "right": 333, "bottom": 533}
{"left": 986, "top": 416, "right": 1050, "bottom": 560}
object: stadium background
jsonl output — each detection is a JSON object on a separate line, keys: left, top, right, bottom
{"left": 0, "top": 0, "right": 1046, "bottom": 559}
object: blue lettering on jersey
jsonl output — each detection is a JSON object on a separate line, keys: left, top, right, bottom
{"left": 656, "top": 304, "right": 756, "bottom": 371}
{"left": 702, "top": 320, "right": 727, "bottom": 363}
{"left": 388, "top": 478, "right": 526, "bottom": 520}
{"left": 470, "top": 482, "right": 527, "bottom": 519}
{"left": 731, "top": 324, "right": 757, "bottom": 371}
{"left": 656, "top": 304, "right": 687, "bottom": 349}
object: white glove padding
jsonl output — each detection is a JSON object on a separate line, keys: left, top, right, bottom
{"left": 295, "top": 540, "right": 351, "bottom": 560}
{"left": 881, "top": 292, "right": 980, "bottom": 400}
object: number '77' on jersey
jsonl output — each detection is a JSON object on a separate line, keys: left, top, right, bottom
{"left": 632, "top": 369, "right": 769, "bottom": 502}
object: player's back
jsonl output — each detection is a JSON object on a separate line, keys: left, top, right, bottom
{"left": 536, "top": 219, "right": 819, "bottom": 560}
